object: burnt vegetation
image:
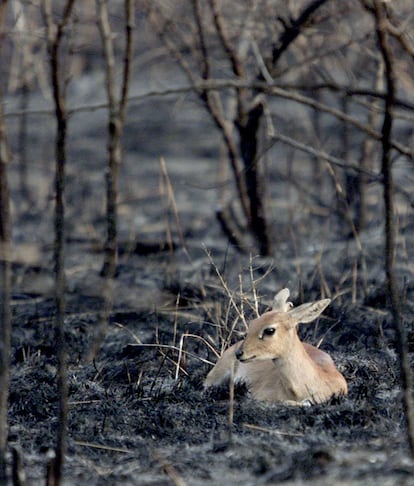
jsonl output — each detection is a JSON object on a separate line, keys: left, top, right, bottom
{"left": 1, "top": 0, "right": 414, "bottom": 484}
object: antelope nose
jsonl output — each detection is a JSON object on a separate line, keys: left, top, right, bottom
{"left": 235, "top": 347, "right": 243, "bottom": 360}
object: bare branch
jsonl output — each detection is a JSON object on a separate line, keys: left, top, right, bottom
{"left": 119, "top": 0, "right": 134, "bottom": 123}
{"left": 4, "top": 75, "right": 414, "bottom": 168}
{"left": 144, "top": 3, "right": 252, "bottom": 224}
{"left": 7, "top": 78, "right": 414, "bottom": 118}
{"left": 269, "top": 131, "right": 379, "bottom": 179}
{"left": 208, "top": 0, "right": 248, "bottom": 124}
{"left": 384, "top": 4, "right": 414, "bottom": 61}
{"left": 96, "top": 0, "right": 117, "bottom": 114}
{"left": 143, "top": 2, "right": 197, "bottom": 86}
{"left": 271, "top": 0, "right": 331, "bottom": 69}
{"left": 209, "top": 0, "right": 245, "bottom": 79}
{"left": 192, "top": 0, "right": 210, "bottom": 80}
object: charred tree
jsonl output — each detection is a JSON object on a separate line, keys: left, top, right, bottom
{"left": 372, "top": 0, "right": 414, "bottom": 455}
{"left": 0, "top": 2, "right": 11, "bottom": 482}
{"left": 97, "top": 0, "right": 134, "bottom": 278}
{"left": 43, "top": 0, "right": 76, "bottom": 483}
{"left": 87, "top": 0, "right": 134, "bottom": 360}
{"left": 145, "top": 0, "right": 332, "bottom": 256}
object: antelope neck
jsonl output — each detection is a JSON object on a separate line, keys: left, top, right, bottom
{"left": 272, "top": 339, "right": 317, "bottom": 382}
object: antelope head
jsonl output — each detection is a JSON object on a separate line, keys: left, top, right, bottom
{"left": 235, "top": 291, "right": 330, "bottom": 363}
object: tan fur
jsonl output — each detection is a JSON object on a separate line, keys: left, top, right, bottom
{"left": 204, "top": 290, "right": 347, "bottom": 405}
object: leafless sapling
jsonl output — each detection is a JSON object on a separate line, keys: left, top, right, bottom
{"left": 43, "top": 0, "right": 77, "bottom": 483}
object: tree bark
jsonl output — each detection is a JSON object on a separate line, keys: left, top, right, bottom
{"left": 43, "top": 1, "right": 76, "bottom": 483}
{"left": 0, "top": 2, "right": 12, "bottom": 481}
{"left": 237, "top": 99, "right": 271, "bottom": 255}
{"left": 373, "top": 0, "right": 414, "bottom": 456}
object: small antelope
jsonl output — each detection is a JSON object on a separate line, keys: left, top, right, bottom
{"left": 204, "top": 289, "right": 347, "bottom": 405}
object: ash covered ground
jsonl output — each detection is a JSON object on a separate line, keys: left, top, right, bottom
{"left": 4, "top": 37, "right": 414, "bottom": 486}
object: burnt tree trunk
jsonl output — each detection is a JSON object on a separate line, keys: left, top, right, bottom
{"left": 373, "top": 0, "right": 414, "bottom": 456}
{"left": 0, "top": 107, "right": 11, "bottom": 485}
{"left": 0, "top": 2, "right": 11, "bottom": 482}
{"left": 237, "top": 100, "right": 271, "bottom": 256}
{"left": 43, "top": 1, "right": 77, "bottom": 483}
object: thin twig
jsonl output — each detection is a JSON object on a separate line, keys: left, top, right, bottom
{"left": 384, "top": 5, "right": 414, "bottom": 61}
{"left": 203, "top": 246, "right": 246, "bottom": 325}
{"left": 145, "top": 4, "right": 251, "bottom": 225}
{"left": 73, "top": 441, "right": 130, "bottom": 454}
{"left": 191, "top": 0, "right": 210, "bottom": 80}
{"left": 209, "top": 0, "right": 246, "bottom": 121}
{"left": 6, "top": 79, "right": 414, "bottom": 118}
{"left": 175, "top": 333, "right": 219, "bottom": 380}
{"left": 119, "top": 0, "right": 134, "bottom": 125}
{"left": 271, "top": 131, "right": 378, "bottom": 178}
{"left": 159, "top": 157, "right": 191, "bottom": 262}
{"left": 247, "top": 258, "right": 260, "bottom": 317}
{"left": 271, "top": 0, "right": 331, "bottom": 68}
{"left": 243, "top": 423, "right": 304, "bottom": 437}
{"left": 129, "top": 342, "right": 214, "bottom": 367}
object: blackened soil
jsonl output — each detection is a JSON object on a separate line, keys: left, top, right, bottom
{"left": 8, "top": 210, "right": 414, "bottom": 485}
{"left": 5, "top": 69, "right": 414, "bottom": 486}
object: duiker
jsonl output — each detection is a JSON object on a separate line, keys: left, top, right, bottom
{"left": 204, "top": 289, "right": 347, "bottom": 405}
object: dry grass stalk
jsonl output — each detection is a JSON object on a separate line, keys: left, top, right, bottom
{"left": 159, "top": 157, "right": 190, "bottom": 262}
{"left": 175, "top": 333, "right": 218, "bottom": 380}
{"left": 73, "top": 441, "right": 130, "bottom": 454}
{"left": 203, "top": 246, "right": 246, "bottom": 326}
{"left": 243, "top": 423, "right": 304, "bottom": 437}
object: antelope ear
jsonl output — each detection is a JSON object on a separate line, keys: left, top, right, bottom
{"left": 287, "top": 299, "right": 330, "bottom": 324}
{"left": 272, "top": 288, "right": 292, "bottom": 312}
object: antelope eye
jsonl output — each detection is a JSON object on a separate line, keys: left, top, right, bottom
{"left": 262, "top": 327, "right": 275, "bottom": 337}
